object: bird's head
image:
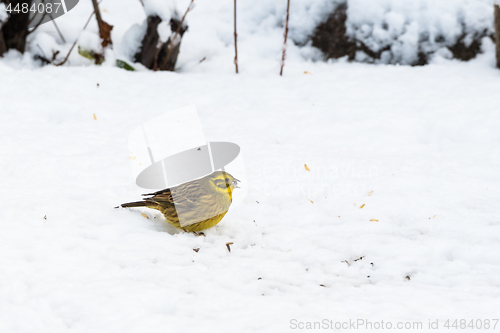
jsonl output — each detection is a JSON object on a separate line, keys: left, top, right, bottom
{"left": 204, "top": 171, "right": 240, "bottom": 197}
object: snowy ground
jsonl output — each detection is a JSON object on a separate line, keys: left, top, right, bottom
{"left": 1, "top": 0, "right": 500, "bottom": 329}
{"left": 1, "top": 54, "right": 500, "bottom": 332}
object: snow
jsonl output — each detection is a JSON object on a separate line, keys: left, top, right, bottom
{"left": 142, "top": 0, "right": 176, "bottom": 23}
{"left": 2, "top": 0, "right": 500, "bottom": 332}
{"left": 77, "top": 30, "right": 103, "bottom": 54}
{"left": 1, "top": 55, "right": 500, "bottom": 331}
{"left": 346, "top": 0, "right": 494, "bottom": 64}
{"left": 24, "top": 0, "right": 495, "bottom": 69}
{"left": 0, "top": 3, "right": 7, "bottom": 24}
{"left": 117, "top": 21, "right": 147, "bottom": 63}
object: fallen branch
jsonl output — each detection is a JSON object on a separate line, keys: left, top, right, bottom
{"left": 279, "top": 0, "right": 290, "bottom": 76}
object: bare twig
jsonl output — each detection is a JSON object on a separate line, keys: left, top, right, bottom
{"left": 138, "top": 0, "right": 144, "bottom": 6}
{"left": 34, "top": 44, "right": 52, "bottom": 64}
{"left": 51, "top": 50, "right": 59, "bottom": 62}
{"left": 279, "top": 0, "right": 290, "bottom": 76}
{"left": 55, "top": 0, "right": 103, "bottom": 66}
{"left": 27, "top": 0, "right": 46, "bottom": 27}
{"left": 35, "top": 44, "right": 48, "bottom": 58}
{"left": 27, "top": 3, "right": 49, "bottom": 35}
{"left": 49, "top": 12, "right": 66, "bottom": 43}
{"left": 91, "top": 0, "right": 103, "bottom": 29}
{"left": 495, "top": 3, "right": 500, "bottom": 69}
{"left": 233, "top": 0, "right": 238, "bottom": 73}
{"left": 160, "top": 0, "right": 194, "bottom": 71}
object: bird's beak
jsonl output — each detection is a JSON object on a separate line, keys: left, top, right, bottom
{"left": 232, "top": 179, "right": 241, "bottom": 188}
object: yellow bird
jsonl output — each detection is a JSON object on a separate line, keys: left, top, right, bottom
{"left": 119, "top": 171, "right": 239, "bottom": 232}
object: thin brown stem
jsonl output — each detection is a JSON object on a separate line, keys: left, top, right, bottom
{"left": 160, "top": 0, "right": 193, "bottom": 70}
{"left": 50, "top": 12, "right": 66, "bottom": 43}
{"left": 91, "top": 0, "right": 103, "bottom": 29}
{"left": 27, "top": 2, "right": 49, "bottom": 36}
{"left": 495, "top": 4, "right": 500, "bottom": 69}
{"left": 279, "top": 0, "right": 290, "bottom": 76}
{"left": 27, "top": 0, "right": 46, "bottom": 27}
{"left": 91, "top": 0, "right": 113, "bottom": 47}
{"left": 234, "top": 0, "right": 238, "bottom": 73}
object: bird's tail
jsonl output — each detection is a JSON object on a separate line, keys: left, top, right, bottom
{"left": 116, "top": 201, "right": 150, "bottom": 209}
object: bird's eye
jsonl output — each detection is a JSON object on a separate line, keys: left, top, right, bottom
{"left": 225, "top": 178, "right": 229, "bottom": 182}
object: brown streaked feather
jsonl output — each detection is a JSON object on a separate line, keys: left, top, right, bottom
{"left": 146, "top": 189, "right": 174, "bottom": 205}
{"left": 119, "top": 201, "right": 150, "bottom": 208}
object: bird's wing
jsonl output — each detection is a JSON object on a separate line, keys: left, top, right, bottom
{"left": 143, "top": 188, "right": 175, "bottom": 205}
{"left": 169, "top": 181, "right": 206, "bottom": 210}
{"left": 143, "top": 181, "right": 206, "bottom": 210}
{"left": 142, "top": 188, "right": 173, "bottom": 198}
